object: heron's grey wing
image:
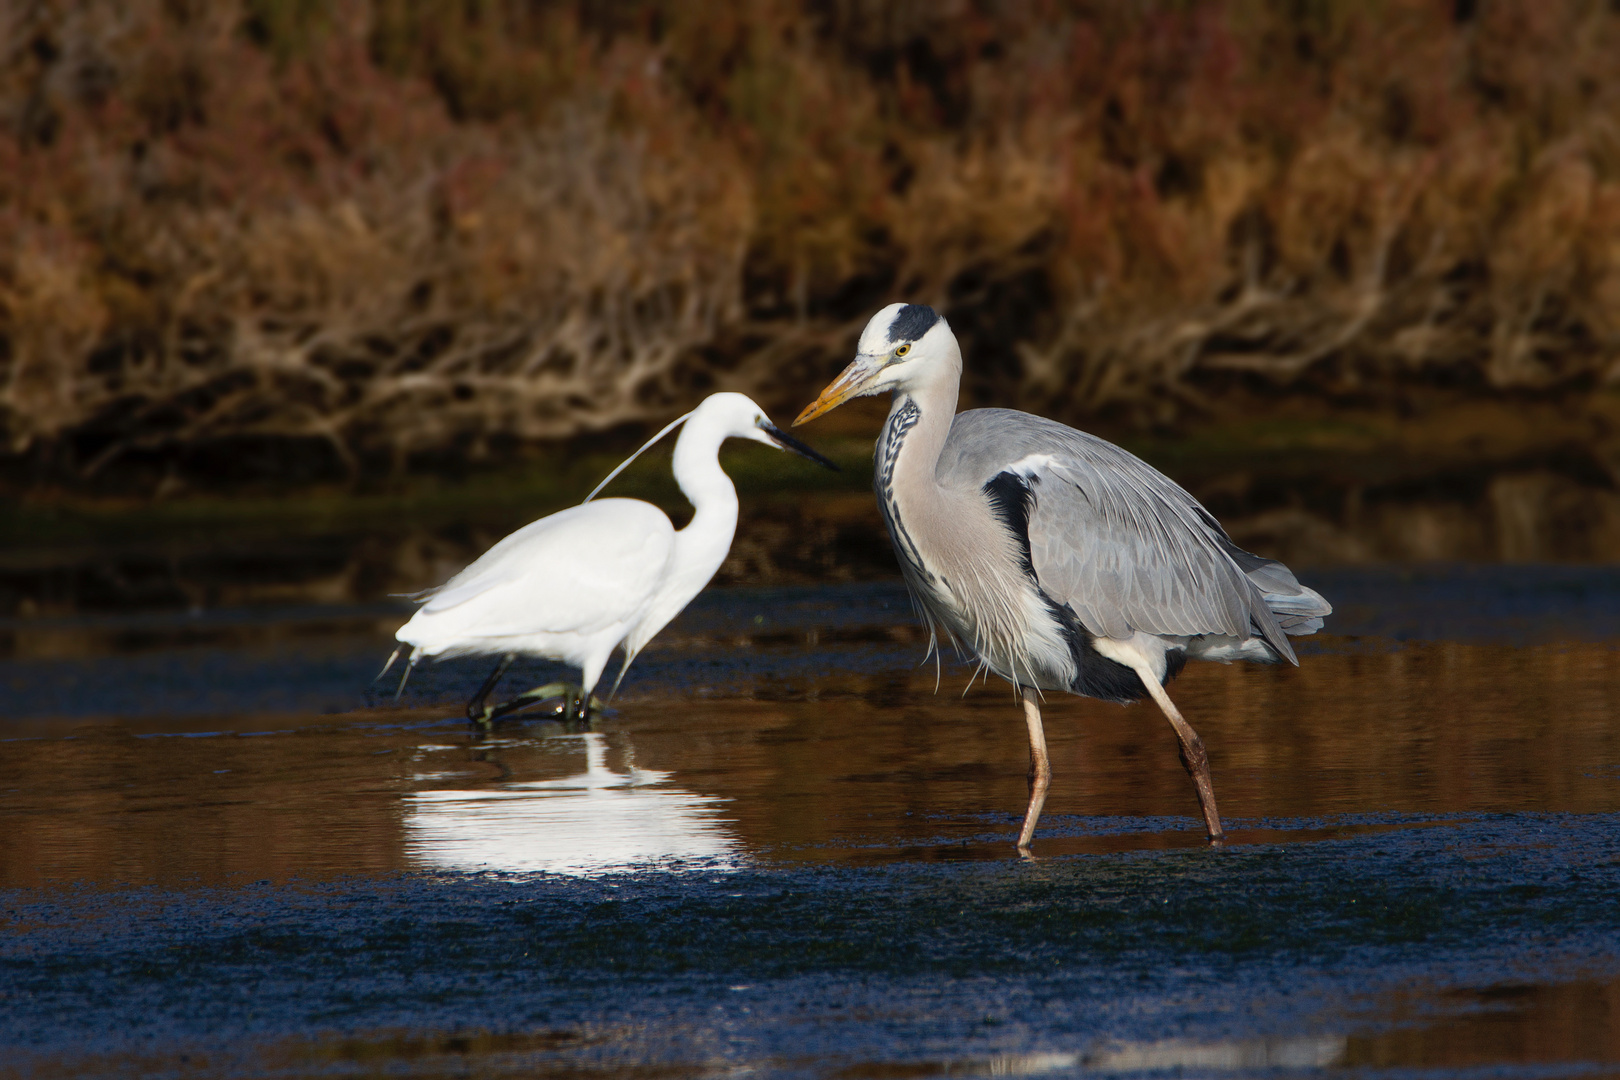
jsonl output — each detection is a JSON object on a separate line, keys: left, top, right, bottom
{"left": 418, "top": 499, "right": 675, "bottom": 637}
{"left": 940, "top": 410, "right": 1321, "bottom": 659}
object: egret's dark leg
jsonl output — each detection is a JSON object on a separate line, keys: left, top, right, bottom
{"left": 560, "top": 685, "right": 601, "bottom": 727}
{"left": 467, "top": 654, "right": 516, "bottom": 726}
{"left": 1133, "top": 664, "right": 1224, "bottom": 844}
{"left": 484, "top": 682, "right": 602, "bottom": 723}
{"left": 489, "top": 682, "right": 572, "bottom": 721}
{"left": 1017, "top": 687, "right": 1051, "bottom": 854}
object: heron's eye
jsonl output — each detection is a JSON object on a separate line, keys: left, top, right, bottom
{"left": 894, "top": 343, "right": 911, "bottom": 357}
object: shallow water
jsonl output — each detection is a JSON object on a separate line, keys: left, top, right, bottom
{"left": 2, "top": 567, "right": 1619, "bottom": 1077}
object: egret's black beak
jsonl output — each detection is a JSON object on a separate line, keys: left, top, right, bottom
{"left": 759, "top": 420, "right": 839, "bottom": 470}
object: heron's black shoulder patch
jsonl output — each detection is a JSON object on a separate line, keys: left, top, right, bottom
{"left": 887, "top": 304, "right": 939, "bottom": 343}
{"left": 983, "top": 471, "right": 1036, "bottom": 579}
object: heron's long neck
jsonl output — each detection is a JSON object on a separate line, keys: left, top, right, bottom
{"left": 877, "top": 364, "right": 960, "bottom": 584}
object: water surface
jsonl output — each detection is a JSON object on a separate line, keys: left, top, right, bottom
{"left": 2, "top": 568, "right": 1618, "bottom": 1077}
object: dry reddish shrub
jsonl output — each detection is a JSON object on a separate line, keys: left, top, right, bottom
{"left": 2, "top": 0, "right": 1619, "bottom": 487}
{"left": 0, "top": 1, "right": 752, "bottom": 482}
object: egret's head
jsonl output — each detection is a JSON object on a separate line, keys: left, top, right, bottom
{"left": 585, "top": 392, "right": 834, "bottom": 503}
{"left": 793, "top": 303, "right": 955, "bottom": 426}
{"left": 696, "top": 392, "right": 838, "bottom": 468}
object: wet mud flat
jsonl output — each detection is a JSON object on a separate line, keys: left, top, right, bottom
{"left": 4, "top": 818, "right": 1619, "bottom": 1079}
{"left": 2, "top": 570, "right": 1620, "bottom": 1077}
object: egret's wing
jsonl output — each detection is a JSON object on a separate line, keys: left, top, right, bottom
{"left": 940, "top": 410, "right": 1327, "bottom": 660}
{"left": 418, "top": 499, "right": 675, "bottom": 637}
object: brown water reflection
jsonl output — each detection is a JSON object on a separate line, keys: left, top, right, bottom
{"left": 4, "top": 637, "right": 1617, "bottom": 888}
{"left": 1348, "top": 978, "right": 1620, "bottom": 1073}
{"left": 4, "top": 458, "right": 1620, "bottom": 631}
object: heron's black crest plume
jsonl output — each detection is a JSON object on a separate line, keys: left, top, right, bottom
{"left": 887, "top": 304, "right": 939, "bottom": 344}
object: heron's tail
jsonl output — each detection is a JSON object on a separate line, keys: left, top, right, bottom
{"left": 1245, "top": 561, "right": 1332, "bottom": 635}
{"left": 1212, "top": 532, "right": 1332, "bottom": 637}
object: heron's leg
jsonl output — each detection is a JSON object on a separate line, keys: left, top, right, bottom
{"left": 467, "top": 654, "right": 516, "bottom": 726}
{"left": 1017, "top": 687, "right": 1051, "bottom": 854}
{"left": 1132, "top": 665, "right": 1225, "bottom": 844}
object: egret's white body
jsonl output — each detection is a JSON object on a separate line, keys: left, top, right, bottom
{"left": 796, "top": 304, "right": 1331, "bottom": 851}
{"left": 397, "top": 499, "right": 677, "bottom": 694}
{"left": 391, "top": 392, "right": 833, "bottom": 717}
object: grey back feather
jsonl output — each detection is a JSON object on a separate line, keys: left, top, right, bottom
{"left": 937, "top": 409, "right": 1329, "bottom": 662}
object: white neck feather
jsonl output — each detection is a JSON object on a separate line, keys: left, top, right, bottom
{"left": 885, "top": 334, "right": 963, "bottom": 512}
{"left": 622, "top": 412, "right": 741, "bottom": 658}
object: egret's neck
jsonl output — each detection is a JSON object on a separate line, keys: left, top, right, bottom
{"left": 669, "top": 421, "right": 740, "bottom": 584}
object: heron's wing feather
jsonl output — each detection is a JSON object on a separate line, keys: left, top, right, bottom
{"left": 1027, "top": 455, "right": 1254, "bottom": 640}
{"left": 939, "top": 410, "right": 1329, "bottom": 657}
{"left": 418, "top": 499, "right": 675, "bottom": 636}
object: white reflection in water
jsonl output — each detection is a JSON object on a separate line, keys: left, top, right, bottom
{"left": 1081, "top": 1033, "right": 1346, "bottom": 1072}
{"left": 404, "top": 733, "right": 739, "bottom": 876}
{"left": 963, "top": 1034, "right": 1345, "bottom": 1075}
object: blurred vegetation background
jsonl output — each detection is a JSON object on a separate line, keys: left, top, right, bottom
{"left": 4, "top": 0, "right": 1620, "bottom": 494}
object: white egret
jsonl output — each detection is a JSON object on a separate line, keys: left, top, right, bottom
{"left": 795, "top": 304, "right": 1330, "bottom": 852}
{"left": 384, "top": 392, "right": 836, "bottom": 724}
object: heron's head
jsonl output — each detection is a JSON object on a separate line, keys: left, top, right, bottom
{"left": 695, "top": 392, "right": 838, "bottom": 469}
{"left": 793, "top": 303, "right": 956, "bottom": 426}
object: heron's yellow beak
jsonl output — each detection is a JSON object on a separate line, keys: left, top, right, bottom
{"left": 793, "top": 354, "right": 883, "bottom": 426}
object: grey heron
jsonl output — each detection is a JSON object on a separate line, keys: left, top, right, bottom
{"left": 384, "top": 392, "right": 836, "bottom": 725}
{"left": 795, "top": 304, "right": 1330, "bottom": 851}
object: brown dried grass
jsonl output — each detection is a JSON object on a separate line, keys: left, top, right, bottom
{"left": 3, "top": 0, "right": 1620, "bottom": 487}
{"left": 1, "top": 1, "right": 754, "bottom": 481}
